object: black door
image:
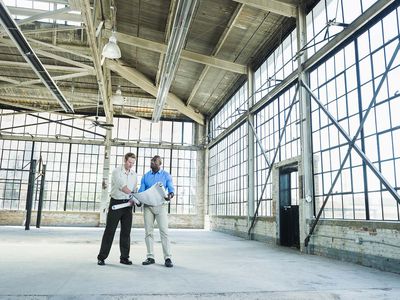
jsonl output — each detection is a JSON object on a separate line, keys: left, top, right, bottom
{"left": 279, "top": 167, "right": 299, "bottom": 248}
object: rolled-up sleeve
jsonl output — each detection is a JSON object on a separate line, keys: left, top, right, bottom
{"left": 165, "top": 173, "right": 175, "bottom": 194}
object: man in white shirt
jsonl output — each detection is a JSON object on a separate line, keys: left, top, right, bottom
{"left": 97, "top": 152, "right": 138, "bottom": 266}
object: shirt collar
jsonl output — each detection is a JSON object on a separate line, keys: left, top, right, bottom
{"left": 151, "top": 169, "right": 162, "bottom": 175}
{"left": 122, "top": 165, "right": 134, "bottom": 175}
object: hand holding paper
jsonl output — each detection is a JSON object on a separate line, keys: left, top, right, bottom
{"left": 112, "top": 182, "right": 167, "bottom": 210}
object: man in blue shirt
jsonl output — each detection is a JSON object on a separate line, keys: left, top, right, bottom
{"left": 139, "top": 155, "right": 175, "bottom": 267}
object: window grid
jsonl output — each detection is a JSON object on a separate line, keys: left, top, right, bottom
{"left": 0, "top": 112, "right": 196, "bottom": 214}
{"left": 0, "top": 112, "right": 194, "bottom": 146}
{"left": 254, "top": 86, "right": 300, "bottom": 217}
{"left": 254, "top": 31, "right": 298, "bottom": 104}
{"left": 210, "top": 84, "right": 248, "bottom": 140}
{"left": 208, "top": 124, "right": 248, "bottom": 216}
{"left": 306, "top": 0, "right": 380, "bottom": 58}
{"left": 111, "top": 146, "right": 197, "bottom": 215}
{"left": 310, "top": 5, "right": 400, "bottom": 221}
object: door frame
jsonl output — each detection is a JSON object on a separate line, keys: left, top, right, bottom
{"left": 272, "top": 156, "right": 302, "bottom": 247}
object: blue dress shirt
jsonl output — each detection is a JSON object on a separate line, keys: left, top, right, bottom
{"left": 138, "top": 169, "right": 175, "bottom": 194}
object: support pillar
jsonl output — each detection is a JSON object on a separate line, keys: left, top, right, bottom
{"left": 297, "top": 2, "right": 314, "bottom": 252}
{"left": 195, "top": 123, "right": 206, "bottom": 228}
{"left": 100, "top": 128, "right": 112, "bottom": 225}
{"left": 247, "top": 67, "right": 255, "bottom": 231}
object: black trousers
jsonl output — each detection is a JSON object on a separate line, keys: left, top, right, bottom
{"left": 97, "top": 199, "right": 133, "bottom": 260}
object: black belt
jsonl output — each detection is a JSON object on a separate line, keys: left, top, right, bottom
{"left": 110, "top": 198, "right": 129, "bottom": 202}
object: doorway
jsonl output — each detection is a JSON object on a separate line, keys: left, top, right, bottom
{"left": 279, "top": 166, "right": 300, "bottom": 248}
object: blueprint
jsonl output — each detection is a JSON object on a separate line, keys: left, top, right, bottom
{"left": 112, "top": 182, "right": 167, "bottom": 210}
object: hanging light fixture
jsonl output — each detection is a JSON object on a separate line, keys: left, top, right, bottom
{"left": 102, "top": 31, "right": 121, "bottom": 59}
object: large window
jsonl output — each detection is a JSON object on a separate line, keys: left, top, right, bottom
{"left": 254, "top": 86, "right": 300, "bottom": 216}
{"left": 208, "top": 124, "right": 248, "bottom": 216}
{"left": 0, "top": 140, "right": 32, "bottom": 210}
{"left": 306, "top": 0, "right": 380, "bottom": 57}
{"left": 254, "top": 31, "right": 298, "bottom": 104}
{"left": 111, "top": 146, "right": 197, "bottom": 214}
{"left": 310, "top": 5, "right": 400, "bottom": 221}
{"left": 210, "top": 84, "right": 248, "bottom": 140}
{"left": 0, "top": 110, "right": 197, "bottom": 214}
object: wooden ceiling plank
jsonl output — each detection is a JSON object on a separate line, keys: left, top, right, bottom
{"left": 186, "top": 4, "right": 245, "bottom": 106}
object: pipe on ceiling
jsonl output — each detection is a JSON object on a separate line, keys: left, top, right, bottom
{"left": 151, "top": 0, "right": 197, "bottom": 123}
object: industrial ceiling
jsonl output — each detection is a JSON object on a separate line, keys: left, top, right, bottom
{"left": 0, "top": 0, "right": 319, "bottom": 126}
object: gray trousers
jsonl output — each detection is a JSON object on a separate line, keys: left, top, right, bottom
{"left": 143, "top": 204, "right": 171, "bottom": 260}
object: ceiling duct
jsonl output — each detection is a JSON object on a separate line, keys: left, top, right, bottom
{"left": 0, "top": 2, "right": 74, "bottom": 113}
{"left": 152, "top": 0, "right": 197, "bottom": 122}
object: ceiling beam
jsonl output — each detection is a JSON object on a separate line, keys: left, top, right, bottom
{"left": 106, "top": 60, "right": 204, "bottom": 125}
{"left": 233, "top": 0, "right": 297, "bottom": 18}
{"left": 0, "top": 38, "right": 93, "bottom": 70}
{"left": 186, "top": 3, "right": 244, "bottom": 106}
{"left": 2, "top": 70, "right": 94, "bottom": 88}
{"left": 104, "top": 29, "right": 247, "bottom": 74}
{"left": 16, "top": 6, "right": 72, "bottom": 26}
{"left": 72, "top": 0, "right": 111, "bottom": 120}
{"left": 0, "top": 25, "right": 85, "bottom": 38}
{"left": 6, "top": 6, "right": 81, "bottom": 23}
{"left": 21, "top": 25, "right": 85, "bottom": 35}
{"left": 0, "top": 60, "right": 91, "bottom": 72}
{"left": 26, "top": 38, "right": 93, "bottom": 61}
{"left": 0, "top": 75, "right": 20, "bottom": 84}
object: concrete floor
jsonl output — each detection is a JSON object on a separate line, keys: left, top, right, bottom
{"left": 0, "top": 226, "right": 399, "bottom": 300}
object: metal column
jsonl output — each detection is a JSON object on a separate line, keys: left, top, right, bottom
{"left": 36, "top": 164, "right": 46, "bottom": 228}
{"left": 25, "top": 159, "right": 37, "bottom": 230}
{"left": 247, "top": 67, "right": 255, "bottom": 232}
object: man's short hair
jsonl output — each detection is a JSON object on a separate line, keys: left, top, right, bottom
{"left": 125, "top": 152, "right": 136, "bottom": 161}
{"left": 152, "top": 155, "right": 162, "bottom": 165}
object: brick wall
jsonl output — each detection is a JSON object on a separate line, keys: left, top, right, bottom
{"left": 0, "top": 210, "right": 204, "bottom": 229}
{"left": 207, "top": 215, "right": 400, "bottom": 274}
{"left": 309, "top": 219, "right": 400, "bottom": 273}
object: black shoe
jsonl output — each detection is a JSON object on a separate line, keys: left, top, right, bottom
{"left": 142, "top": 258, "right": 155, "bottom": 265}
{"left": 120, "top": 258, "right": 132, "bottom": 265}
{"left": 164, "top": 258, "right": 173, "bottom": 268}
{"left": 97, "top": 259, "right": 105, "bottom": 266}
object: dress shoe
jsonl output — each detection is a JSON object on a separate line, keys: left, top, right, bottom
{"left": 120, "top": 258, "right": 132, "bottom": 265}
{"left": 97, "top": 259, "right": 105, "bottom": 266}
{"left": 164, "top": 258, "right": 173, "bottom": 268}
{"left": 142, "top": 258, "right": 155, "bottom": 265}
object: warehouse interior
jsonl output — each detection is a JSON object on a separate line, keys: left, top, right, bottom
{"left": 0, "top": 0, "right": 399, "bottom": 298}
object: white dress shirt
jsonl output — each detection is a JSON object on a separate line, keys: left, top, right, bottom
{"left": 110, "top": 165, "right": 138, "bottom": 200}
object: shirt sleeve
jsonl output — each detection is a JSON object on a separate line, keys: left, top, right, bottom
{"left": 165, "top": 172, "right": 175, "bottom": 194}
{"left": 132, "top": 173, "right": 138, "bottom": 193}
{"left": 112, "top": 168, "right": 125, "bottom": 190}
{"left": 138, "top": 175, "right": 146, "bottom": 193}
